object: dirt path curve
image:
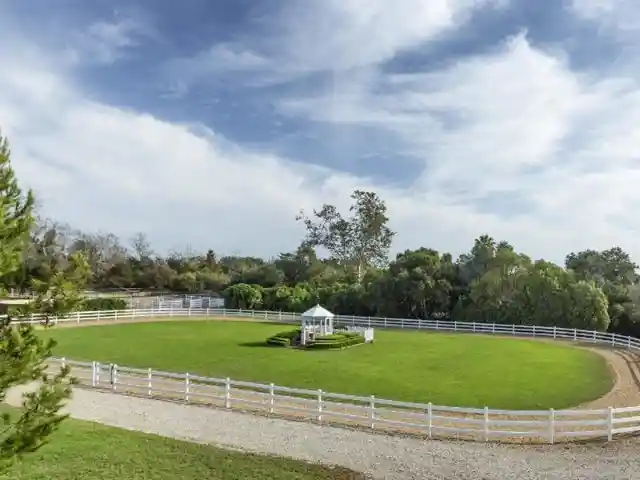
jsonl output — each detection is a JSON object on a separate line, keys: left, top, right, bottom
{"left": 579, "top": 346, "right": 640, "bottom": 409}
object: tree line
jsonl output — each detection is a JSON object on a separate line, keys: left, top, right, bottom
{"left": 6, "top": 188, "right": 640, "bottom": 336}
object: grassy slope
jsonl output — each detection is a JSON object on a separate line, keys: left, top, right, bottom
{"left": 41, "top": 320, "right": 614, "bottom": 409}
{"left": 0, "top": 407, "right": 361, "bottom": 480}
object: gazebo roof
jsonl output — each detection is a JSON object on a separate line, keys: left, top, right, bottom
{"left": 301, "top": 304, "right": 334, "bottom": 318}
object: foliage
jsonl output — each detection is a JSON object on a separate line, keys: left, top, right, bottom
{"left": 82, "top": 297, "right": 128, "bottom": 311}
{"left": 42, "top": 321, "right": 613, "bottom": 409}
{"left": 297, "top": 190, "right": 394, "bottom": 282}
{"left": 0, "top": 131, "right": 88, "bottom": 473}
{"left": 266, "top": 329, "right": 300, "bottom": 347}
{"left": 306, "top": 332, "right": 365, "bottom": 349}
{"left": 26, "top": 252, "right": 91, "bottom": 325}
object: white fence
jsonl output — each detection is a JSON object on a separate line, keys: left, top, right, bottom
{"left": 16, "top": 307, "right": 640, "bottom": 443}
{"left": 20, "top": 307, "right": 640, "bottom": 351}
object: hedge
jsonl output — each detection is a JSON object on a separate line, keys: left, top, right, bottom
{"left": 266, "top": 328, "right": 301, "bottom": 347}
{"left": 83, "top": 298, "right": 128, "bottom": 311}
{"left": 306, "top": 333, "right": 365, "bottom": 350}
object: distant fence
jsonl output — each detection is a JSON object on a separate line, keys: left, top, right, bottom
{"left": 20, "top": 307, "right": 640, "bottom": 350}
{"left": 17, "top": 307, "right": 640, "bottom": 444}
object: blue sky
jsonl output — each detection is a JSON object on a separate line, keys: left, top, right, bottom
{"left": 1, "top": 0, "right": 640, "bottom": 262}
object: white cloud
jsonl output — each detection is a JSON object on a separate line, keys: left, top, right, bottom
{"left": 176, "top": 0, "right": 508, "bottom": 85}
{"left": 570, "top": 0, "right": 640, "bottom": 33}
{"left": 276, "top": 26, "right": 640, "bottom": 260}
{"left": 3, "top": 2, "right": 640, "bottom": 264}
{"left": 64, "top": 18, "right": 151, "bottom": 65}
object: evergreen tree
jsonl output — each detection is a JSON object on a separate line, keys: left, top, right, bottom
{"left": 0, "top": 132, "right": 89, "bottom": 472}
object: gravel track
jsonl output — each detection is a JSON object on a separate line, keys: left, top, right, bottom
{"left": 5, "top": 384, "right": 640, "bottom": 480}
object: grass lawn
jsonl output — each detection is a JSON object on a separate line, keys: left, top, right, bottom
{"left": 40, "top": 319, "right": 614, "bottom": 409}
{"left": 0, "top": 407, "right": 361, "bottom": 480}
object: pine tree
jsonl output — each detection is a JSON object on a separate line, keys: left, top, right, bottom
{"left": 0, "top": 132, "right": 88, "bottom": 471}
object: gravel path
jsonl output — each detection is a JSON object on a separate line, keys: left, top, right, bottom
{"left": 5, "top": 384, "right": 640, "bottom": 480}
{"left": 579, "top": 346, "right": 640, "bottom": 409}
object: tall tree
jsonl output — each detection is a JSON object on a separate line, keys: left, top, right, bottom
{"left": 297, "top": 189, "right": 395, "bottom": 282}
{"left": 0, "top": 132, "right": 85, "bottom": 472}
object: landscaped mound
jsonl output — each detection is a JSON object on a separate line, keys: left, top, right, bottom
{"left": 266, "top": 329, "right": 365, "bottom": 349}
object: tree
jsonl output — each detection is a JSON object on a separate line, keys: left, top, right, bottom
{"left": 297, "top": 190, "right": 395, "bottom": 282}
{"left": 28, "top": 252, "right": 91, "bottom": 325}
{"left": 566, "top": 247, "right": 639, "bottom": 332}
{"left": 0, "top": 132, "right": 86, "bottom": 471}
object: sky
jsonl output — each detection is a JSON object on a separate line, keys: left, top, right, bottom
{"left": 1, "top": 0, "right": 640, "bottom": 263}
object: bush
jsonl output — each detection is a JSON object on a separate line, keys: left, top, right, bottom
{"left": 266, "top": 329, "right": 300, "bottom": 347}
{"left": 83, "top": 298, "right": 128, "bottom": 311}
{"left": 306, "top": 333, "right": 365, "bottom": 350}
{"left": 266, "top": 337, "right": 290, "bottom": 347}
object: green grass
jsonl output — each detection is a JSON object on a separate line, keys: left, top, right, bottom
{"left": 0, "top": 407, "right": 361, "bottom": 480}
{"left": 41, "top": 320, "right": 614, "bottom": 409}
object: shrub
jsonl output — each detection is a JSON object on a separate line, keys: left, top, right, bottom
{"left": 266, "top": 337, "right": 290, "bottom": 347}
{"left": 266, "top": 328, "right": 300, "bottom": 347}
{"left": 306, "top": 333, "right": 365, "bottom": 349}
{"left": 83, "top": 298, "right": 128, "bottom": 311}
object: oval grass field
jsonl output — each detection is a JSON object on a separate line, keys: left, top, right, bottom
{"left": 40, "top": 320, "right": 614, "bottom": 410}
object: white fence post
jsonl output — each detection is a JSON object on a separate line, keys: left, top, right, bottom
{"left": 115, "top": 310, "right": 118, "bottom": 321}
{"left": 76, "top": 312, "right": 80, "bottom": 323}
{"left": 553, "top": 326, "right": 557, "bottom": 339}
{"left": 317, "top": 389, "right": 323, "bottom": 423}
{"left": 573, "top": 329, "right": 577, "bottom": 341}
{"left": 607, "top": 407, "right": 614, "bottom": 441}
{"left": 370, "top": 395, "right": 376, "bottom": 429}
{"left": 427, "top": 402, "right": 433, "bottom": 439}
{"left": 61, "top": 357, "right": 66, "bottom": 369}
{"left": 225, "top": 378, "right": 231, "bottom": 408}
{"left": 549, "top": 409, "right": 555, "bottom": 444}
{"left": 147, "top": 368, "right": 152, "bottom": 397}
{"left": 91, "top": 361, "right": 97, "bottom": 386}
{"left": 484, "top": 406, "right": 489, "bottom": 442}
{"left": 111, "top": 364, "right": 118, "bottom": 392}
{"left": 185, "top": 373, "right": 190, "bottom": 403}
{"left": 95, "top": 362, "right": 101, "bottom": 385}
{"left": 269, "top": 383, "right": 275, "bottom": 414}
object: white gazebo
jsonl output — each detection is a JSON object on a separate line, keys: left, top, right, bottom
{"left": 300, "top": 304, "right": 334, "bottom": 346}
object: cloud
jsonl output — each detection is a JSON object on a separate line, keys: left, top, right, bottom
{"left": 174, "top": 0, "right": 509, "bottom": 86}
{"left": 64, "top": 17, "right": 152, "bottom": 65}
{"left": 3, "top": 1, "right": 640, "bottom": 265}
{"left": 570, "top": 0, "right": 640, "bottom": 33}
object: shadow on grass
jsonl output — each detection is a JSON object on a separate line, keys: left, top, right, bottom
{"left": 237, "top": 341, "right": 274, "bottom": 349}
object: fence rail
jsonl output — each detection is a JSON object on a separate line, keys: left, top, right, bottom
{"left": 18, "top": 307, "right": 640, "bottom": 444}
